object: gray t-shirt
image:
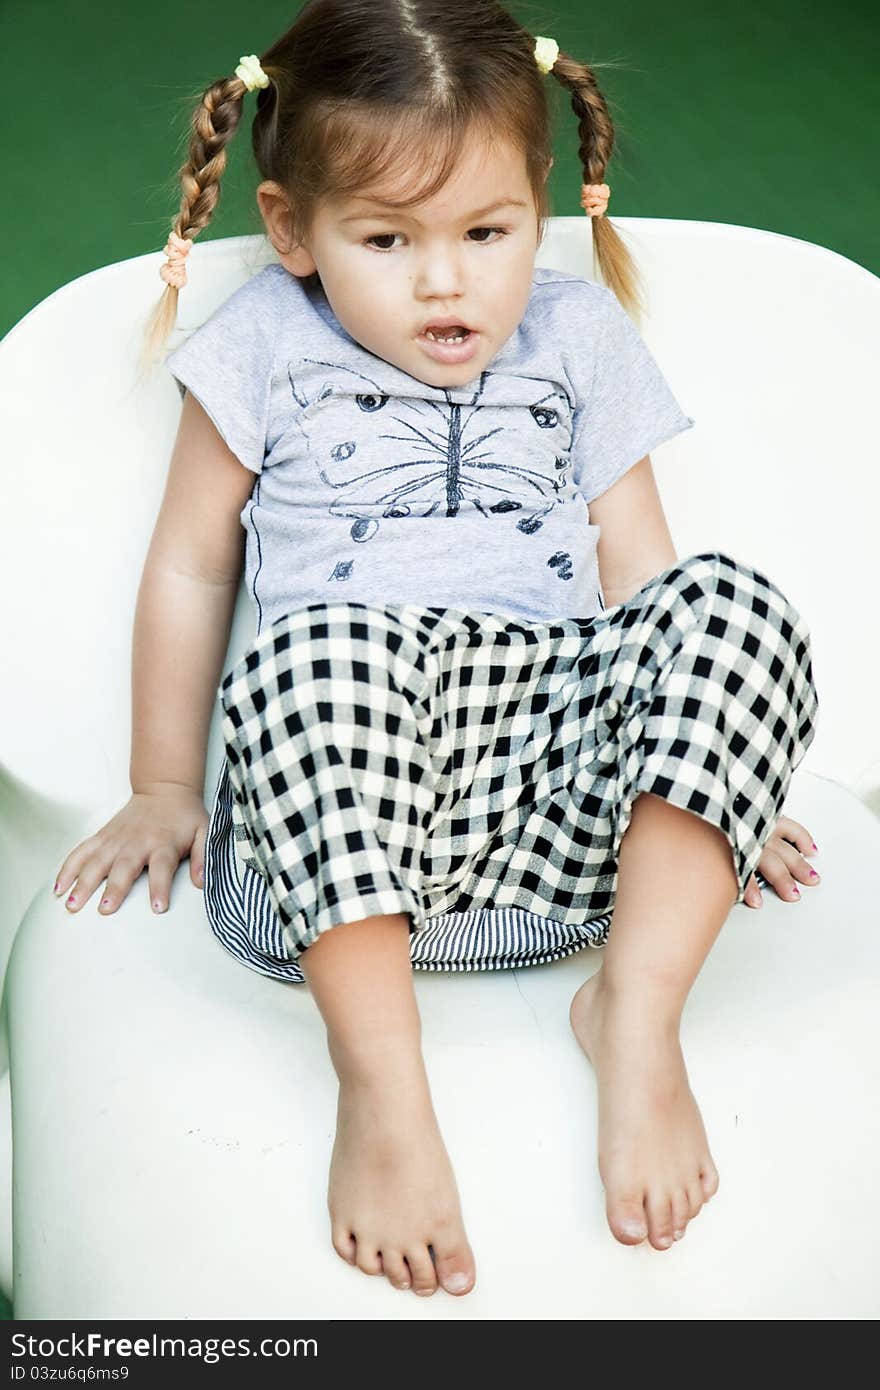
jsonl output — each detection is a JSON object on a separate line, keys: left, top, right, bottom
{"left": 165, "top": 261, "right": 694, "bottom": 635}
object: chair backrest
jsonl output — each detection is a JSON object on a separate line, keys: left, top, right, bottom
{"left": 2, "top": 219, "right": 878, "bottom": 829}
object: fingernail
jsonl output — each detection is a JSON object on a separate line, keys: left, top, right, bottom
{"left": 66, "top": 894, "right": 76, "bottom": 906}
{"left": 812, "top": 842, "right": 818, "bottom": 851}
{"left": 809, "top": 869, "right": 818, "bottom": 878}
{"left": 100, "top": 897, "right": 110, "bottom": 908}
{"left": 53, "top": 881, "right": 61, "bottom": 895}
{"left": 197, "top": 869, "right": 204, "bottom": 885}
{"left": 153, "top": 900, "right": 164, "bottom": 912}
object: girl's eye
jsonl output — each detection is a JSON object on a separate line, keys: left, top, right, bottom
{"left": 466, "top": 226, "right": 509, "bottom": 244}
{"left": 363, "top": 233, "right": 401, "bottom": 252}
{"left": 362, "top": 227, "right": 510, "bottom": 252}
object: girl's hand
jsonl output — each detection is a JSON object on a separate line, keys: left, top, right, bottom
{"left": 743, "top": 814, "right": 821, "bottom": 910}
{"left": 52, "top": 785, "right": 209, "bottom": 916}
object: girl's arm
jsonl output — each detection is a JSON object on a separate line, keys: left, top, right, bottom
{"left": 130, "top": 567, "right": 239, "bottom": 797}
{"left": 590, "top": 455, "right": 678, "bottom": 608}
{"left": 131, "top": 390, "right": 257, "bottom": 795}
{"left": 54, "top": 394, "right": 258, "bottom": 916}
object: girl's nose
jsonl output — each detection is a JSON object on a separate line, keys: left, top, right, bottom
{"left": 414, "top": 251, "right": 467, "bottom": 299}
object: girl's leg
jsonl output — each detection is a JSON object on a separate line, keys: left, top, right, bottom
{"left": 298, "top": 911, "right": 476, "bottom": 1298}
{"left": 569, "top": 790, "right": 735, "bottom": 1250}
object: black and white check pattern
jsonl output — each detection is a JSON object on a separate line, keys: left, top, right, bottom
{"left": 203, "top": 551, "right": 818, "bottom": 984}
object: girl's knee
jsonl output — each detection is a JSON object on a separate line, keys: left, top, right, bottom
{"left": 681, "top": 550, "right": 811, "bottom": 641}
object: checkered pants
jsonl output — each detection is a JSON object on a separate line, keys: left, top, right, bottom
{"left": 204, "top": 551, "right": 818, "bottom": 984}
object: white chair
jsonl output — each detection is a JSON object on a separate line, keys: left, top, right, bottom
{"left": 1, "top": 219, "right": 878, "bottom": 1319}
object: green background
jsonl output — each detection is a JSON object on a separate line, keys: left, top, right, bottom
{"left": 1, "top": 0, "right": 876, "bottom": 1321}
{"left": 2, "top": 0, "right": 877, "bottom": 340}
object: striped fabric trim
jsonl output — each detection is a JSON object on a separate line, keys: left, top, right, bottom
{"left": 203, "top": 759, "right": 614, "bottom": 984}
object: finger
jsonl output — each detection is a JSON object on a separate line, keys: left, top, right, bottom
{"left": 190, "top": 826, "right": 207, "bottom": 889}
{"left": 743, "top": 873, "right": 763, "bottom": 909}
{"left": 148, "top": 848, "right": 181, "bottom": 914}
{"left": 98, "top": 857, "right": 149, "bottom": 915}
{"left": 739, "top": 872, "right": 761, "bottom": 906}
{"left": 757, "top": 848, "right": 803, "bottom": 903}
{"left": 64, "top": 849, "right": 117, "bottom": 913}
{"left": 54, "top": 838, "right": 100, "bottom": 899}
{"left": 773, "top": 837, "right": 821, "bottom": 890}
{"left": 774, "top": 816, "right": 818, "bottom": 857}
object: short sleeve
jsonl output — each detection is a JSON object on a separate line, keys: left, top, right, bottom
{"left": 164, "top": 271, "right": 279, "bottom": 475}
{"left": 570, "top": 286, "right": 695, "bottom": 505}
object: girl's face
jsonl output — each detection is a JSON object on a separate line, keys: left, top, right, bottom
{"left": 262, "top": 134, "right": 548, "bottom": 388}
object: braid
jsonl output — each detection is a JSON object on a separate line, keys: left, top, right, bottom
{"left": 177, "top": 77, "right": 250, "bottom": 242}
{"left": 550, "top": 51, "right": 647, "bottom": 326}
{"left": 137, "top": 74, "right": 252, "bottom": 377}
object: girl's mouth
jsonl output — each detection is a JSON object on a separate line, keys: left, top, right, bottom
{"left": 417, "top": 325, "right": 480, "bottom": 363}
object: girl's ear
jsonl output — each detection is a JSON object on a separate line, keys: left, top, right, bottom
{"left": 256, "top": 180, "right": 317, "bottom": 276}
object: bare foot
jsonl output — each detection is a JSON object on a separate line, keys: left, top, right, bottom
{"left": 569, "top": 969, "right": 720, "bottom": 1250}
{"left": 328, "top": 1060, "right": 476, "bottom": 1297}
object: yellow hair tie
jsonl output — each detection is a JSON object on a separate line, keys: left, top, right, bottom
{"left": 533, "top": 36, "right": 559, "bottom": 75}
{"left": 235, "top": 54, "right": 269, "bottom": 92}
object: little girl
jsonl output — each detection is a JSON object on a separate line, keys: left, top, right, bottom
{"left": 55, "top": 0, "right": 820, "bottom": 1300}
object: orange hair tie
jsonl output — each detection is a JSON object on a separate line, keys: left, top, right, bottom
{"left": 580, "top": 183, "right": 611, "bottom": 218}
{"left": 159, "top": 230, "right": 193, "bottom": 289}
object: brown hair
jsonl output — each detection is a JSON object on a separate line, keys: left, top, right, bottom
{"left": 139, "top": 0, "right": 645, "bottom": 375}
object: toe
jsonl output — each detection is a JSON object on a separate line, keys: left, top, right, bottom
{"left": 331, "top": 1226, "right": 357, "bottom": 1266}
{"left": 406, "top": 1245, "right": 438, "bottom": 1297}
{"left": 379, "top": 1249, "right": 411, "bottom": 1291}
{"left": 670, "top": 1189, "right": 691, "bottom": 1240}
{"left": 686, "top": 1180, "right": 705, "bottom": 1220}
{"left": 606, "top": 1190, "right": 649, "bottom": 1245}
{"left": 432, "top": 1235, "right": 476, "bottom": 1296}
{"left": 646, "top": 1191, "right": 675, "bottom": 1250}
{"left": 354, "top": 1242, "right": 383, "bottom": 1277}
{"left": 700, "top": 1162, "right": 720, "bottom": 1202}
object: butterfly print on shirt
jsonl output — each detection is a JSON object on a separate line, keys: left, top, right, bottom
{"left": 288, "top": 358, "right": 578, "bottom": 583}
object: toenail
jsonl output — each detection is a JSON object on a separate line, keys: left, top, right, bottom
{"left": 444, "top": 1272, "right": 470, "bottom": 1292}
{"left": 673, "top": 1229, "right": 685, "bottom": 1240}
{"left": 809, "top": 869, "right": 818, "bottom": 878}
{"left": 658, "top": 1236, "right": 673, "bottom": 1248}
{"left": 621, "top": 1222, "right": 647, "bottom": 1239}
{"left": 791, "top": 885, "right": 800, "bottom": 895}
{"left": 415, "top": 1288, "right": 435, "bottom": 1297}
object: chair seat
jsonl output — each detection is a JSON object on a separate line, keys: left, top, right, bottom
{"left": 3, "top": 217, "right": 878, "bottom": 1318}
{"left": 6, "top": 767, "right": 877, "bottom": 1319}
